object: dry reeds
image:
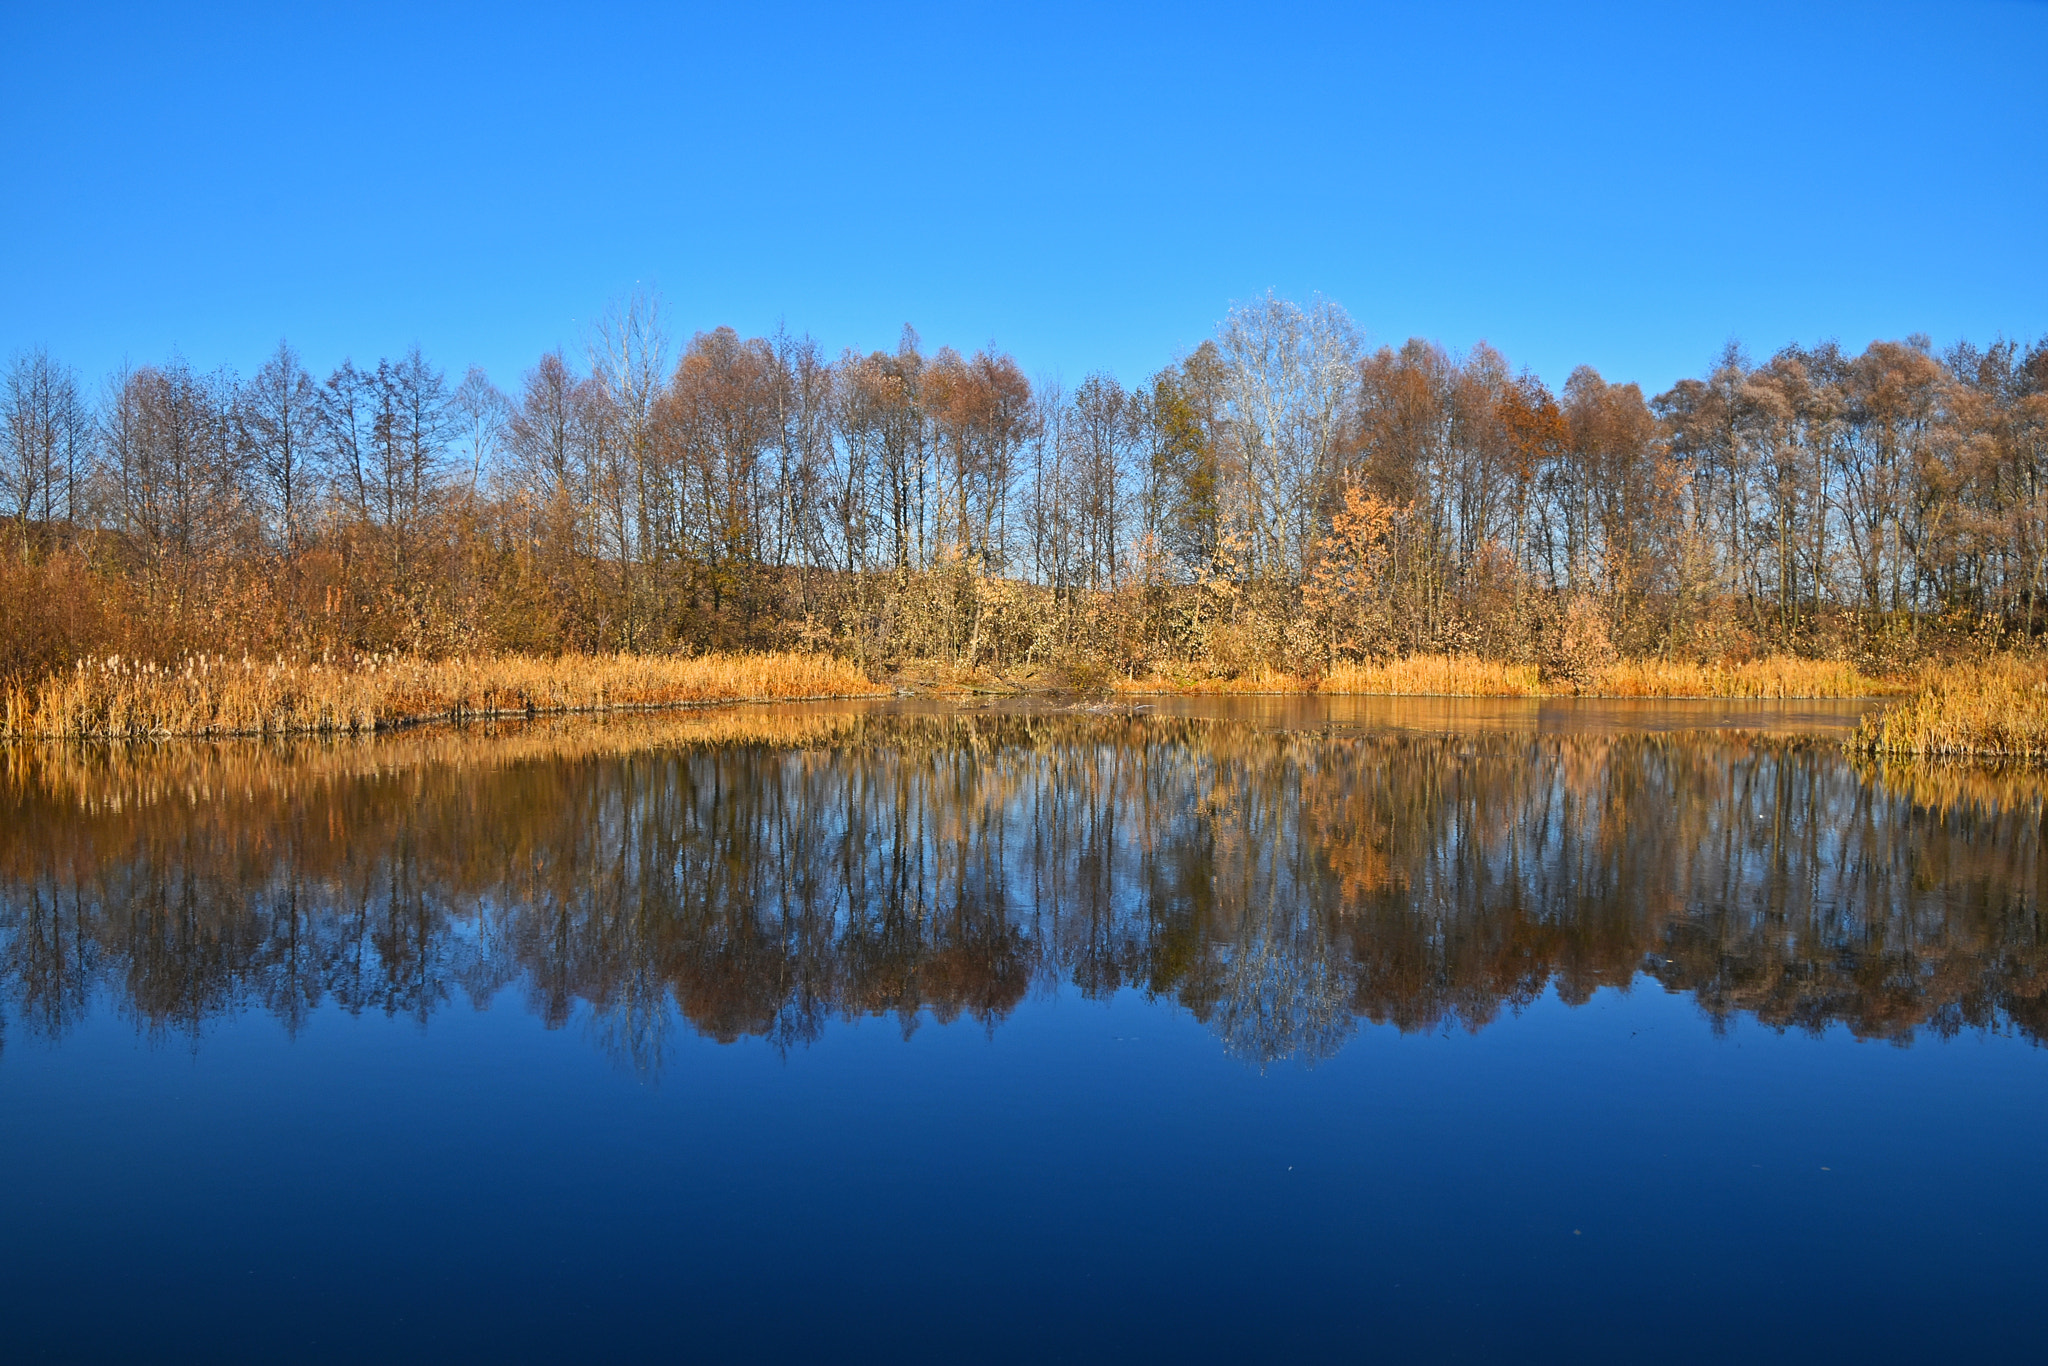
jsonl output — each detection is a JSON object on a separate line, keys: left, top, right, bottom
{"left": 1851, "top": 657, "right": 2048, "bottom": 760}
{"left": 1583, "top": 655, "right": 1887, "bottom": 698}
{"left": 0, "top": 643, "right": 1901, "bottom": 740}
{"left": 1119, "top": 653, "right": 1886, "bottom": 699}
{"left": 1117, "top": 655, "right": 1540, "bottom": 696}
{"left": 1114, "top": 664, "right": 1319, "bottom": 696}
{"left": 1326, "top": 655, "right": 1547, "bottom": 696}
{"left": 0, "top": 651, "right": 878, "bottom": 739}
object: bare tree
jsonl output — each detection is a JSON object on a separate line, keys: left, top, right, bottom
{"left": 1066, "top": 373, "right": 1142, "bottom": 589}
{"left": 451, "top": 365, "right": 510, "bottom": 499}
{"left": 769, "top": 327, "right": 836, "bottom": 578}
{"left": 2, "top": 349, "right": 90, "bottom": 555}
{"left": 240, "top": 341, "right": 321, "bottom": 555}
{"left": 589, "top": 286, "right": 670, "bottom": 636}
{"left": 505, "top": 352, "right": 585, "bottom": 504}
{"left": 100, "top": 359, "right": 243, "bottom": 580}
{"left": 372, "top": 348, "right": 455, "bottom": 578}
{"left": 317, "top": 360, "right": 377, "bottom": 525}
{"left": 1216, "top": 292, "right": 1361, "bottom": 580}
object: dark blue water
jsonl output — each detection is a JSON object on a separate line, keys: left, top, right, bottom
{"left": 2, "top": 703, "right": 2042, "bottom": 1363}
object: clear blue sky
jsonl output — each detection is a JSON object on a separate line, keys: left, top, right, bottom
{"left": 4, "top": 0, "right": 2042, "bottom": 396}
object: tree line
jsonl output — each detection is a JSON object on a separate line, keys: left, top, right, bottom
{"left": 3, "top": 290, "right": 2044, "bottom": 682}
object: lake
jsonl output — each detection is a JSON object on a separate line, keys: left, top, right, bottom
{"left": 3, "top": 698, "right": 2044, "bottom": 1363}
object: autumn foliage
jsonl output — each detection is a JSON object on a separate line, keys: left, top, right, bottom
{"left": 4, "top": 293, "right": 2045, "bottom": 726}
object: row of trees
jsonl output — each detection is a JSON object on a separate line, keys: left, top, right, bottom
{"left": 4, "top": 291, "right": 2045, "bottom": 679}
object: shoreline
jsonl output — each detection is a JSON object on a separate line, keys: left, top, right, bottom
{"left": 3, "top": 649, "right": 2039, "bottom": 758}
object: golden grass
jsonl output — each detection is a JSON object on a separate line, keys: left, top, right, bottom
{"left": 0, "top": 645, "right": 1907, "bottom": 740}
{"left": 1851, "top": 656, "right": 2048, "bottom": 760}
{"left": 1326, "top": 655, "right": 1545, "bottom": 695}
{"left": 1114, "top": 664, "right": 1314, "bottom": 696}
{"left": 1119, "top": 653, "right": 1889, "bottom": 699}
{"left": 0, "top": 651, "right": 878, "bottom": 739}
{"left": 1116, "top": 656, "right": 1539, "bottom": 696}
{"left": 1583, "top": 655, "right": 1888, "bottom": 699}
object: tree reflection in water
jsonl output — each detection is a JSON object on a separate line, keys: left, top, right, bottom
{"left": 2, "top": 709, "right": 2043, "bottom": 1070}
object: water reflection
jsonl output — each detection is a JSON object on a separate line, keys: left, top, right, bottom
{"left": 2, "top": 708, "right": 2043, "bottom": 1068}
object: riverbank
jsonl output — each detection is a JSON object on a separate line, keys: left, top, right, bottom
{"left": 1113, "top": 654, "right": 1890, "bottom": 700}
{"left": 0, "top": 651, "right": 880, "bottom": 739}
{"left": 1850, "top": 657, "right": 2048, "bottom": 761}
{"left": 17, "top": 648, "right": 2048, "bottom": 750}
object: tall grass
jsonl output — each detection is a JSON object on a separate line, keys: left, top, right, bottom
{"left": 1117, "top": 656, "right": 1541, "bottom": 696}
{"left": 0, "top": 651, "right": 878, "bottom": 739}
{"left": 1584, "top": 655, "right": 1887, "bottom": 698}
{"left": 1851, "top": 657, "right": 2048, "bottom": 760}
{"left": 1119, "top": 653, "right": 1888, "bottom": 699}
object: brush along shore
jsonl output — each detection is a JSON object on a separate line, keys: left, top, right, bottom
{"left": 1849, "top": 657, "right": 2048, "bottom": 761}
{"left": 1113, "top": 654, "right": 1891, "bottom": 700}
{"left": 16, "top": 649, "right": 2031, "bottom": 747}
{"left": 0, "top": 651, "right": 880, "bottom": 739}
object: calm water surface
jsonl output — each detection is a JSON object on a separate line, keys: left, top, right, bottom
{"left": 3, "top": 698, "right": 2043, "bottom": 1363}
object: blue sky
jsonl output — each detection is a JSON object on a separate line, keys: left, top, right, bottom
{"left": 4, "top": 0, "right": 2042, "bottom": 395}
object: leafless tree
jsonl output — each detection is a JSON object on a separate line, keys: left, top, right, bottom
{"left": 241, "top": 341, "right": 321, "bottom": 555}
{"left": 2, "top": 349, "right": 91, "bottom": 555}
{"left": 451, "top": 365, "right": 510, "bottom": 499}
{"left": 1216, "top": 292, "right": 1360, "bottom": 580}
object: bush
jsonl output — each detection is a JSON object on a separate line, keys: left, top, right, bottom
{"left": 1541, "top": 596, "right": 1616, "bottom": 689}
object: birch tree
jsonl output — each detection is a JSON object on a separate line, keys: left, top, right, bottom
{"left": 1215, "top": 292, "right": 1360, "bottom": 581}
